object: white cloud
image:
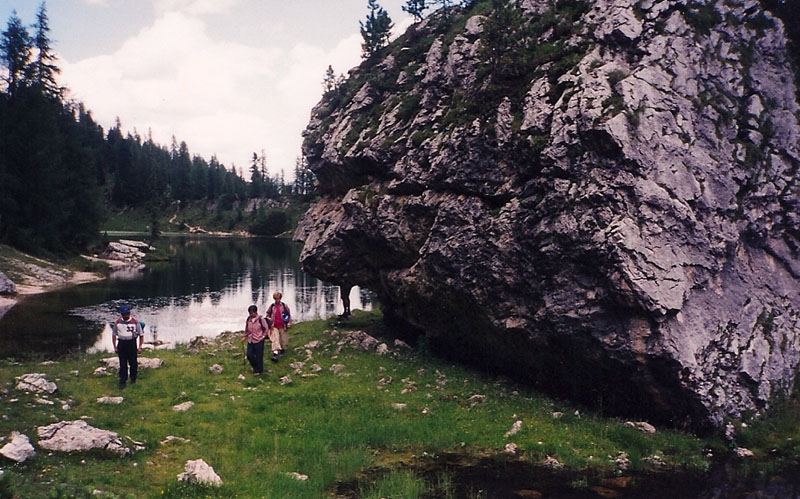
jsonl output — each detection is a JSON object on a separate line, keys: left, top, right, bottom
{"left": 152, "top": 0, "right": 239, "bottom": 16}
{"left": 61, "top": 10, "right": 287, "bottom": 173}
{"left": 81, "top": 0, "right": 109, "bottom": 5}
{"left": 58, "top": 2, "right": 408, "bottom": 179}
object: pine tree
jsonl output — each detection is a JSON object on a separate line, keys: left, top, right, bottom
{"left": 0, "top": 11, "right": 31, "bottom": 94}
{"left": 480, "top": 0, "right": 525, "bottom": 79}
{"left": 323, "top": 64, "right": 337, "bottom": 93}
{"left": 249, "top": 152, "right": 263, "bottom": 198}
{"left": 31, "top": 2, "right": 61, "bottom": 97}
{"left": 360, "top": 0, "right": 393, "bottom": 59}
{"left": 403, "top": 0, "right": 427, "bottom": 22}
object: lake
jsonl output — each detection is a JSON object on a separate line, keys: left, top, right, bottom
{"left": 0, "top": 236, "right": 373, "bottom": 359}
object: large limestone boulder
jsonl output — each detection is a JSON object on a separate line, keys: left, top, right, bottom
{"left": 37, "top": 420, "right": 133, "bottom": 456}
{"left": 296, "top": 0, "right": 800, "bottom": 429}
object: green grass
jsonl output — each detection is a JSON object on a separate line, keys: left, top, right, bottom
{"left": 1, "top": 309, "right": 790, "bottom": 497}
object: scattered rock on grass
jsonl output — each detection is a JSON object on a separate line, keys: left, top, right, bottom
{"left": 37, "top": 420, "right": 133, "bottom": 457}
{"left": 542, "top": 456, "right": 563, "bottom": 469}
{"left": 100, "top": 357, "right": 163, "bottom": 370}
{"left": 280, "top": 375, "right": 292, "bottom": 385}
{"left": 187, "top": 336, "right": 215, "bottom": 354}
{"left": 96, "top": 396, "right": 124, "bottom": 405}
{"left": 285, "top": 472, "right": 309, "bottom": 481}
{"left": 624, "top": 421, "right": 656, "bottom": 434}
{"left": 0, "top": 432, "right": 35, "bottom": 463}
{"left": 613, "top": 452, "right": 630, "bottom": 470}
{"left": 505, "top": 420, "right": 523, "bottom": 438}
{"left": 391, "top": 403, "right": 407, "bottom": 411}
{"left": 173, "top": 401, "right": 194, "bottom": 412}
{"left": 177, "top": 459, "right": 222, "bottom": 487}
{"left": 733, "top": 447, "right": 754, "bottom": 458}
{"left": 466, "top": 394, "right": 486, "bottom": 408}
{"left": 504, "top": 443, "right": 518, "bottom": 455}
{"left": 209, "top": 364, "right": 224, "bottom": 374}
{"left": 643, "top": 455, "right": 666, "bottom": 468}
{"left": 161, "top": 435, "right": 190, "bottom": 445}
{"left": 15, "top": 373, "right": 57, "bottom": 394}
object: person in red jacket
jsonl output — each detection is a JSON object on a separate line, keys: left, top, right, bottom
{"left": 266, "top": 292, "right": 292, "bottom": 363}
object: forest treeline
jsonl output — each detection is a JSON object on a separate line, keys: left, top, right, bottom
{"left": 0, "top": 4, "right": 315, "bottom": 255}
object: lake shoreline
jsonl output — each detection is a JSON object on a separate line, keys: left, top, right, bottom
{"left": 0, "top": 245, "right": 126, "bottom": 319}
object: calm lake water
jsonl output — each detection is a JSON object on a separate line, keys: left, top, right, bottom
{"left": 0, "top": 236, "right": 373, "bottom": 359}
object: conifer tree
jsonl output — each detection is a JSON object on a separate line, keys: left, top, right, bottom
{"left": 360, "top": 0, "right": 393, "bottom": 59}
{"left": 249, "top": 152, "right": 263, "bottom": 198}
{"left": 323, "top": 64, "right": 337, "bottom": 93}
{"left": 31, "top": 2, "right": 61, "bottom": 97}
{"left": 403, "top": 0, "right": 427, "bottom": 22}
{"left": 0, "top": 11, "right": 31, "bottom": 94}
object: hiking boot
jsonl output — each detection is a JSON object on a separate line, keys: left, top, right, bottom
{"left": 119, "top": 382, "right": 126, "bottom": 390}
{"left": 271, "top": 351, "right": 279, "bottom": 363}
{"left": 278, "top": 349, "right": 286, "bottom": 357}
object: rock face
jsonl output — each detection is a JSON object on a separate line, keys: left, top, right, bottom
{"left": 296, "top": 1, "right": 800, "bottom": 429}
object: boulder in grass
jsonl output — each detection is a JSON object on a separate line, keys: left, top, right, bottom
{"left": 37, "top": 420, "right": 132, "bottom": 457}
{"left": 15, "top": 373, "right": 57, "bottom": 394}
{"left": 177, "top": 459, "right": 222, "bottom": 487}
{"left": 0, "top": 432, "right": 35, "bottom": 463}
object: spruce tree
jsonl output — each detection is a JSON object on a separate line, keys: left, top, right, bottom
{"left": 0, "top": 11, "right": 31, "bottom": 94}
{"left": 31, "top": 2, "right": 61, "bottom": 97}
{"left": 403, "top": 0, "right": 427, "bottom": 22}
{"left": 360, "top": 0, "right": 393, "bottom": 59}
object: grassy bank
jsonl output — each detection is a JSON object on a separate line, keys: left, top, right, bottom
{"left": 0, "top": 310, "right": 797, "bottom": 497}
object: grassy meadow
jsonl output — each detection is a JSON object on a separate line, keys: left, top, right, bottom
{"left": 0, "top": 309, "right": 798, "bottom": 497}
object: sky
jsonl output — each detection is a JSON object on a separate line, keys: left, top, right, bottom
{"left": 0, "top": 0, "right": 413, "bottom": 178}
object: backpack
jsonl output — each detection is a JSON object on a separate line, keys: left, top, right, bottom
{"left": 268, "top": 303, "right": 291, "bottom": 324}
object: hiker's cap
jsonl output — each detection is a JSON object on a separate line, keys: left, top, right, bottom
{"left": 120, "top": 306, "right": 131, "bottom": 314}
